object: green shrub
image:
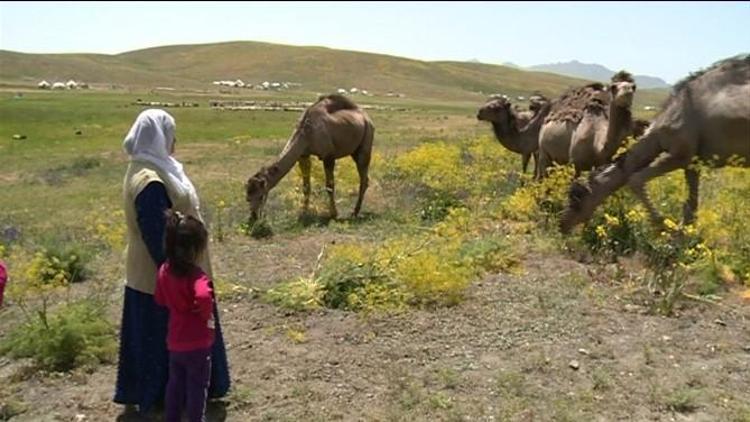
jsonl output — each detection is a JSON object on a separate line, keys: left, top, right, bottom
{"left": 0, "top": 301, "right": 117, "bottom": 372}
{"left": 418, "top": 189, "right": 463, "bottom": 222}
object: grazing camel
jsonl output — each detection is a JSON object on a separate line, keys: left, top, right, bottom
{"left": 568, "top": 71, "right": 638, "bottom": 176}
{"left": 476, "top": 94, "right": 551, "bottom": 174}
{"left": 560, "top": 55, "right": 750, "bottom": 233}
{"left": 245, "top": 94, "right": 375, "bottom": 221}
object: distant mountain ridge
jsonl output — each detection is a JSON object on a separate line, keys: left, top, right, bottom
{"left": 527, "top": 60, "right": 670, "bottom": 89}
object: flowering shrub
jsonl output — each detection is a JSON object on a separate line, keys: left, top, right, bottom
{"left": 269, "top": 208, "right": 520, "bottom": 312}
{"left": 0, "top": 243, "right": 111, "bottom": 371}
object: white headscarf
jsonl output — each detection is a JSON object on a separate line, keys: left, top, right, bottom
{"left": 123, "top": 109, "right": 199, "bottom": 209}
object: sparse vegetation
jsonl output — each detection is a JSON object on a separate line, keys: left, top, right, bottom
{"left": 0, "top": 83, "right": 746, "bottom": 421}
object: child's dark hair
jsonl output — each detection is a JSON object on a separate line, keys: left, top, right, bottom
{"left": 164, "top": 210, "right": 208, "bottom": 277}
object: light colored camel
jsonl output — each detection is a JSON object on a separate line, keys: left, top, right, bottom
{"left": 560, "top": 55, "right": 750, "bottom": 233}
{"left": 246, "top": 94, "right": 375, "bottom": 221}
{"left": 476, "top": 94, "right": 551, "bottom": 173}
{"left": 569, "top": 72, "right": 637, "bottom": 176}
{"left": 536, "top": 82, "right": 610, "bottom": 179}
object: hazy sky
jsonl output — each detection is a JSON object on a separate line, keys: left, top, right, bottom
{"left": 1, "top": 1, "right": 748, "bottom": 83}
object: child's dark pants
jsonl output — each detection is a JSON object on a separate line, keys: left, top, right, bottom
{"left": 165, "top": 347, "right": 212, "bottom": 422}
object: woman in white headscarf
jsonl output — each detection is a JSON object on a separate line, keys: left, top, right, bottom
{"left": 114, "top": 109, "right": 230, "bottom": 415}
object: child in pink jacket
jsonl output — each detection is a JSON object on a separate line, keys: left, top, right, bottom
{"left": 0, "top": 260, "right": 7, "bottom": 307}
{"left": 154, "top": 211, "right": 216, "bottom": 422}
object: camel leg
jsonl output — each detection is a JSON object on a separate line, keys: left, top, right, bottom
{"left": 522, "top": 152, "right": 530, "bottom": 174}
{"left": 298, "top": 155, "right": 311, "bottom": 213}
{"left": 683, "top": 167, "right": 700, "bottom": 225}
{"left": 352, "top": 150, "right": 371, "bottom": 217}
{"left": 323, "top": 158, "right": 338, "bottom": 219}
{"left": 536, "top": 152, "right": 550, "bottom": 180}
{"left": 627, "top": 153, "right": 690, "bottom": 226}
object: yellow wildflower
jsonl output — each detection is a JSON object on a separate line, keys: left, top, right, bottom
{"left": 603, "top": 213, "right": 620, "bottom": 227}
{"left": 663, "top": 218, "right": 679, "bottom": 231}
{"left": 625, "top": 209, "right": 644, "bottom": 223}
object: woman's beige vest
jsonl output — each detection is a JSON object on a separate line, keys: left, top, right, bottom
{"left": 123, "top": 161, "right": 212, "bottom": 294}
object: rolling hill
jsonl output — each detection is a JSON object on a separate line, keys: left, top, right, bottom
{"left": 0, "top": 41, "right": 669, "bottom": 105}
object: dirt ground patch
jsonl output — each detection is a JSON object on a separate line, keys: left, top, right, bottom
{"left": 2, "top": 242, "right": 748, "bottom": 421}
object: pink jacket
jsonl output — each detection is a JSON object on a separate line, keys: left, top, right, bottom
{"left": 154, "top": 262, "right": 215, "bottom": 352}
{"left": 0, "top": 261, "right": 7, "bottom": 307}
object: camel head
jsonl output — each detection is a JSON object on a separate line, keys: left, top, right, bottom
{"left": 477, "top": 98, "right": 514, "bottom": 128}
{"left": 610, "top": 71, "right": 636, "bottom": 108}
{"left": 528, "top": 94, "right": 550, "bottom": 113}
{"left": 245, "top": 165, "right": 279, "bottom": 222}
{"left": 559, "top": 161, "right": 628, "bottom": 234}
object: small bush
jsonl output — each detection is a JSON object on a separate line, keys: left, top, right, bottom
{"left": 0, "top": 397, "right": 28, "bottom": 420}
{"left": 33, "top": 243, "right": 91, "bottom": 284}
{"left": 418, "top": 189, "right": 463, "bottom": 222}
{"left": 665, "top": 388, "right": 701, "bottom": 413}
{"left": 265, "top": 276, "right": 324, "bottom": 311}
{"left": 0, "top": 301, "right": 117, "bottom": 371}
{"left": 580, "top": 195, "right": 644, "bottom": 258}
{"left": 502, "top": 165, "right": 575, "bottom": 224}
{"left": 240, "top": 219, "right": 274, "bottom": 239}
{"left": 640, "top": 220, "right": 713, "bottom": 315}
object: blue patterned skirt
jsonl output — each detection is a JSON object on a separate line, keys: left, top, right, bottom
{"left": 114, "top": 286, "right": 231, "bottom": 413}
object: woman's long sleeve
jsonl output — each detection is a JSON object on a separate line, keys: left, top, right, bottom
{"left": 134, "top": 182, "right": 173, "bottom": 267}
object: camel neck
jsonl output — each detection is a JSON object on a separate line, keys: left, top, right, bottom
{"left": 490, "top": 108, "right": 544, "bottom": 155}
{"left": 600, "top": 103, "right": 632, "bottom": 159}
{"left": 519, "top": 108, "right": 547, "bottom": 153}
{"left": 490, "top": 121, "right": 523, "bottom": 154}
{"left": 266, "top": 134, "right": 306, "bottom": 190}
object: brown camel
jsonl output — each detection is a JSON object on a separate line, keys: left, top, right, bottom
{"left": 569, "top": 71, "right": 638, "bottom": 176}
{"left": 246, "top": 94, "right": 375, "bottom": 221}
{"left": 476, "top": 94, "right": 551, "bottom": 173}
{"left": 560, "top": 55, "right": 750, "bottom": 233}
{"left": 536, "top": 82, "right": 610, "bottom": 178}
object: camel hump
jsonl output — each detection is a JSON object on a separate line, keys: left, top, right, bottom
{"left": 546, "top": 83, "right": 609, "bottom": 124}
{"left": 316, "top": 94, "right": 360, "bottom": 114}
{"left": 583, "top": 98, "right": 608, "bottom": 115}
